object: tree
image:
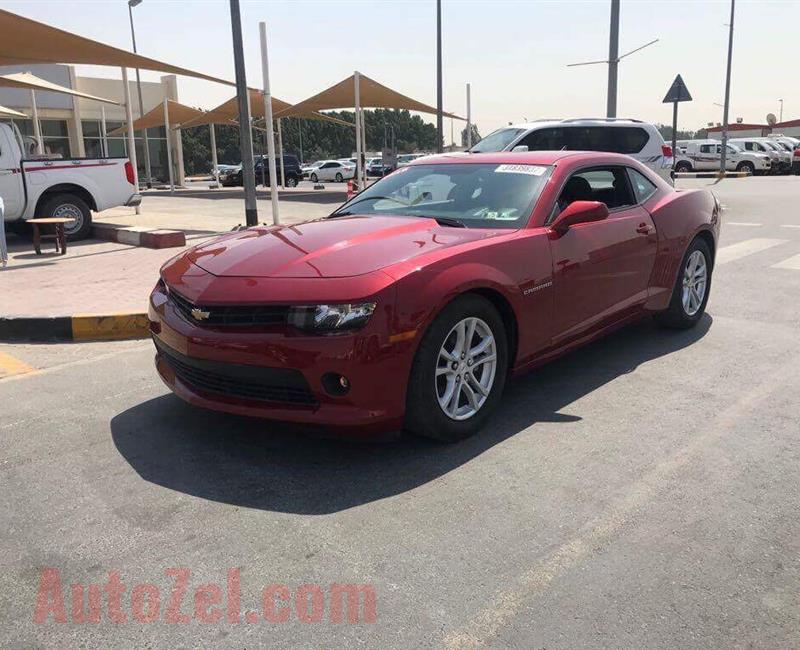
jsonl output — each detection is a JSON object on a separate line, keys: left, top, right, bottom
{"left": 180, "top": 108, "right": 440, "bottom": 174}
{"left": 461, "top": 124, "right": 481, "bottom": 147}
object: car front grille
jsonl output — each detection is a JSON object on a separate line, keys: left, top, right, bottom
{"left": 155, "top": 340, "right": 316, "bottom": 406}
{"left": 169, "top": 289, "right": 290, "bottom": 327}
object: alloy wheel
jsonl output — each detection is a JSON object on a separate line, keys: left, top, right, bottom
{"left": 682, "top": 250, "right": 707, "bottom": 316}
{"left": 435, "top": 317, "right": 497, "bottom": 420}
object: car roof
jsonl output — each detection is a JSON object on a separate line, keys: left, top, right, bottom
{"left": 406, "top": 150, "right": 634, "bottom": 167}
{"left": 504, "top": 118, "right": 647, "bottom": 130}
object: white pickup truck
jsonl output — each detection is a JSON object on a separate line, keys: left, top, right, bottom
{"left": 0, "top": 122, "right": 140, "bottom": 240}
{"left": 673, "top": 139, "right": 771, "bottom": 175}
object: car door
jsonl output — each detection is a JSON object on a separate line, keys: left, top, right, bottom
{"left": 696, "top": 144, "right": 716, "bottom": 170}
{"left": 319, "top": 162, "right": 337, "bottom": 181}
{"left": 0, "top": 128, "right": 24, "bottom": 219}
{"left": 547, "top": 165, "right": 658, "bottom": 345}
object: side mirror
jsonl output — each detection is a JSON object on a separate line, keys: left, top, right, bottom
{"left": 550, "top": 200, "right": 609, "bottom": 236}
{"left": 511, "top": 145, "right": 529, "bottom": 152}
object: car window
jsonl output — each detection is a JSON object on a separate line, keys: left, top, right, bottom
{"left": 627, "top": 168, "right": 657, "bottom": 203}
{"left": 700, "top": 144, "right": 714, "bottom": 153}
{"left": 332, "top": 163, "right": 552, "bottom": 229}
{"left": 469, "top": 127, "right": 526, "bottom": 153}
{"left": 608, "top": 127, "right": 649, "bottom": 154}
{"left": 519, "top": 127, "right": 564, "bottom": 151}
{"left": 553, "top": 166, "right": 636, "bottom": 219}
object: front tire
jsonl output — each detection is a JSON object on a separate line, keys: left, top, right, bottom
{"left": 736, "top": 161, "right": 755, "bottom": 175}
{"left": 40, "top": 193, "right": 92, "bottom": 240}
{"left": 405, "top": 294, "right": 508, "bottom": 442}
{"left": 285, "top": 175, "right": 298, "bottom": 187}
{"left": 656, "top": 237, "right": 712, "bottom": 329}
{"left": 310, "top": 173, "right": 318, "bottom": 183}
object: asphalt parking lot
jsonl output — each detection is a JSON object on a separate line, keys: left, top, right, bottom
{"left": 1, "top": 176, "right": 799, "bottom": 648}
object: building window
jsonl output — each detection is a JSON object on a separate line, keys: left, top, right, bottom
{"left": 81, "top": 119, "right": 170, "bottom": 181}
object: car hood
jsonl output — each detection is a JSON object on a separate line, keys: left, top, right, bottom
{"left": 186, "top": 215, "right": 506, "bottom": 278}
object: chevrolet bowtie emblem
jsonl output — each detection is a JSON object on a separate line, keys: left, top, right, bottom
{"left": 191, "top": 307, "right": 211, "bottom": 321}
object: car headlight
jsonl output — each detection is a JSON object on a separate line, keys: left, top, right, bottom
{"left": 288, "top": 303, "right": 376, "bottom": 333}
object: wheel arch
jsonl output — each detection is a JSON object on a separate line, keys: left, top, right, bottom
{"left": 464, "top": 287, "right": 519, "bottom": 373}
{"left": 34, "top": 184, "right": 97, "bottom": 215}
{"left": 694, "top": 228, "right": 716, "bottom": 267}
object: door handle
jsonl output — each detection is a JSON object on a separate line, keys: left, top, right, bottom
{"left": 636, "top": 223, "right": 653, "bottom": 235}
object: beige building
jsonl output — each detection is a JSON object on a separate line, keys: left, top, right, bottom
{"left": 0, "top": 63, "right": 185, "bottom": 183}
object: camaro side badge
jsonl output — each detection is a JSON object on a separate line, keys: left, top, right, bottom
{"left": 523, "top": 280, "right": 553, "bottom": 296}
{"left": 191, "top": 308, "right": 211, "bottom": 321}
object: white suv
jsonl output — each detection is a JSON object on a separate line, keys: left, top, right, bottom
{"left": 469, "top": 118, "right": 674, "bottom": 181}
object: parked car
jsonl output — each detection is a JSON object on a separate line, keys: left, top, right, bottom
{"left": 469, "top": 118, "right": 674, "bottom": 182}
{"left": 673, "top": 140, "right": 770, "bottom": 175}
{"left": 150, "top": 150, "right": 720, "bottom": 441}
{"left": 220, "top": 155, "right": 304, "bottom": 187}
{"left": 772, "top": 136, "right": 800, "bottom": 174}
{"left": 367, "top": 157, "right": 391, "bottom": 177}
{"left": 729, "top": 138, "right": 790, "bottom": 174}
{"left": 305, "top": 160, "right": 355, "bottom": 183}
{"left": 0, "top": 122, "right": 140, "bottom": 240}
{"left": 397, "top": 153, "right": 427, "bottom": 167}
{"left": 301, "top": 161, "right": 323, "bottom": 178}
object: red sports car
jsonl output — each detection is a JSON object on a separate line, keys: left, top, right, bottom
{"left": 149, "top": 151, "right": 720, "bottom": 441}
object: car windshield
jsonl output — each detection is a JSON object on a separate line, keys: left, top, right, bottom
{"left": 330, "top": 162, "right": 552, "bottom": 229}
{"left": 469, "top": 127, "right": 526, "bottom": 153}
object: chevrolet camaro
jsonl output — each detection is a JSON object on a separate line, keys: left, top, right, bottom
{"left": 149, "top": 151, "right": 720, "bottom": 442}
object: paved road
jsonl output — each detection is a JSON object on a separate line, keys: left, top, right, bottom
{"left": 1, "top": 177, "right": 799, "bottom": 648}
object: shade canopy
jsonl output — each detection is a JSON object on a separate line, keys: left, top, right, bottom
{"left": 0, "top": 9, "right": 232, "bottom": 86}
{"left": 0, "top": 71, "right": 119, "bottom": 104}
{"left": 273, "top": 72, "right": 464, "bottom": 120}
{"left": 179, "top": 89, "right": 353, "bottom": 129}
{"left": 107, "top": 100, "right": 204, "bottom": 136}
{"left": 0, "top": 104, "right": 26, "bottom": 118}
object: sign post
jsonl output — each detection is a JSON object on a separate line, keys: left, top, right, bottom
{"left": 662, "top": 74, "right": 692, "bottom": 170}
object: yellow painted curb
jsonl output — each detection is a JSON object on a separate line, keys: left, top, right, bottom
{"left": 71, "top": 313, "right": 150, "bottom": 342}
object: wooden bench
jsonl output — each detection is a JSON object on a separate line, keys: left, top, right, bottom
{"left": 27, "top": 217, "right": 72, "bottom": 255}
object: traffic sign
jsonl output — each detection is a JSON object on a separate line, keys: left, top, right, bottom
{"left": 663, "top": 75, "right": 692, "bottom": 104}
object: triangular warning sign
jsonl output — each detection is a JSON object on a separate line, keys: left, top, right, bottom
{"left": 663, "top": 75, "right": 692, "bottom": 103}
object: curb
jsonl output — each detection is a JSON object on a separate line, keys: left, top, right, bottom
{"left": 92, "top": 223, "right": 186, "bottom": 249}
{"left": 0, "top": 313, "right": 149, "bottom": 343}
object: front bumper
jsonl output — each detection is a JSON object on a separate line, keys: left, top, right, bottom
{"left": 149, "top": 285, "right": 413, "bottom": 435}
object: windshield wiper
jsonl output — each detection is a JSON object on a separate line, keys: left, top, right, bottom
{"left": 427, "top": 216, "right": 466, "bottom": 228}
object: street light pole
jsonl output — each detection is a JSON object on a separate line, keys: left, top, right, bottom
{"left": 229, "top": 0, "right": 258, "bottom": 226}
{"left": 720, "top": 0, "right": 735, "bottom": 175}
{"left": 778, "top": 98, "right": 783, "bottom": 123}
{"left": 436, "top": 0, "right": 443, "bottom": 153}
{"left": 607, "top": 0, "right": 620, "bottom": 118}
{"left": 127, "top": 0, "right": 153, "bottom": 189}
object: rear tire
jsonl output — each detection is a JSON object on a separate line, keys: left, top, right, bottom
{"left": 405, "top": 294, "right": 508, "bottom": 442}
{"left": 655, "top": 237, "right": 712, "bottom": 329}
{"left": 335, "top": 172, "right": 343, "bottom": 182}
{"left": 286, "top": 175, "right": 298, "bottom": 187}
{"left": 39, "top": 193, "right": 92, "bottom": 241}
{"left": 675, "top": 161, "right": 693, "bottom": 173}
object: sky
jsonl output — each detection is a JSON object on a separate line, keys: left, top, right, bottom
{"left": 2, "top": 0, "right": 798, "bottom": 137}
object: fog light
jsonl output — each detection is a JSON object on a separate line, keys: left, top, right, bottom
{"left": 322, "top": 372, "right": 350, "bottom": 396}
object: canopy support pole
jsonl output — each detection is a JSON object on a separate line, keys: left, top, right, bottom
{"left": 121, "top": 67, "right": 140, "bottom": 215}
{"left": 277, "top": 118, "right": 285, "bottom": 189}
{"left": 360, "top": 108, "right": 367, "bottom": 187}
{"left": 354, "top": 71, "right": 363, "bottom": 189}
{"left": 100, "top": 105, "right": 108, "bottom": 157}
{"left": 30, "top": 89, "right": 43, "bottom": 155}
{"left": 163, "top": 98, "right": 174, "bottom": 193}
{"left": 209, "top": 123, "right": 220, "bottom": 188}
{"left": 466, "top": 83, "right": 472, "bottom": 148}
{"left": 259, "top": 21, "right": 280, "bottom": 225}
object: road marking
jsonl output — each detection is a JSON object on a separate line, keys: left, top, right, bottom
{"left": 442, "top": 355, "right": 799, "bottom": 650}
{"left": 780, "top": 224, "right": 800, "bottom": 229}
{"left": 715, "top": 238, "right": 787, "bottom": 265}
{"left": 772, "top": 253, "right": 800, "bottom": 270}
{"left": 726, "top": 222, "right": 762, "bottom": 227}
{"left": 0, "top": 351, "right": 36, "bottom": 379}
